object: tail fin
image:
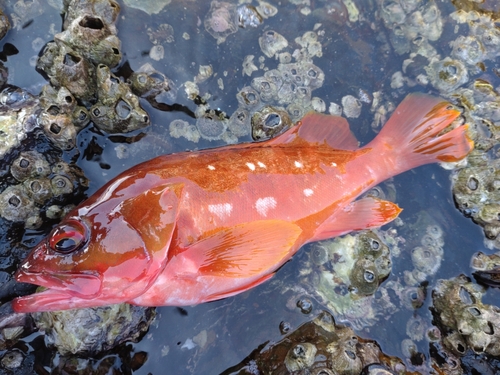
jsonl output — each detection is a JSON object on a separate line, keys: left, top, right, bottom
{"left": 368, "top": 93, "right": 473, "bottom": 172}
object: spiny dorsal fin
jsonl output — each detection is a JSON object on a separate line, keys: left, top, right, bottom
{"left": 269, "top": 112, "right": 359, "bottom": 150}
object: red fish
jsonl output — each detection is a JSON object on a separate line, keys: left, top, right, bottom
{"left": 13, "top": 94, "right": 472, "bottom": 312}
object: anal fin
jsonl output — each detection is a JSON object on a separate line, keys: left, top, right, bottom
{"left": 312, "top": 196, "right": 401, "bottom": 241}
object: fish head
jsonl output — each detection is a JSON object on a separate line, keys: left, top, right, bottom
{"left": 13, "top": 178, "right": 181, "bottom": 313}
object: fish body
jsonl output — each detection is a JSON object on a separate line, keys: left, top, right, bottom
{"left": 13, "top": 94, "right": 472, "bottom": 312}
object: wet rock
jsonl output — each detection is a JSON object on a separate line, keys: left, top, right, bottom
{"left": 471, "top": 251, "right": 500, "bottom": 287}
{"left": 432, "top": 275, "right": 500, "bottom": 357}
{"left": 0, "top": 7, "right": 10, "bottom": 41}
{"left": 222, "top": 311, "right": 408, "bottom": 374}
{"left": 33, "top": 304, "right": 156, "bottom": 355}
{"left": 122, "top": 0, "right": 171, "bottom": 15}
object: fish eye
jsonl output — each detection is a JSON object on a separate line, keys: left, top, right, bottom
{"left": 49, "top": 219, "right": 88, "bottom": 254}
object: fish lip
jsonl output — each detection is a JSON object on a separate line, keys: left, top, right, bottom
{"left": 13, "top": 288, "right": 90, "bottom": 313}
{"left": 15, "top": 269, "right": 102, "bottom": 299}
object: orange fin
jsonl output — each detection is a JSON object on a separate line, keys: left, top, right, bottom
{"left": 205, "top": 273, "right": 274, "bottom": 302}
{"left": 312, "top": 196, "right": 401, "bottom": 241}
{"left": 269, "top": 112, "right": 359, "bottom": 150}
{"left": 370, "top": 93, "right": 473, "bottom": 170}
{"left": 120, "top": 183, "right": 183, "bottom": 255}
{"left": 184, "top": 220, "right": 302, "bottom": 278}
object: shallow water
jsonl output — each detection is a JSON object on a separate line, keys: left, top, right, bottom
{"left": 0, "top": 0, "right": 496, "bottom": 373}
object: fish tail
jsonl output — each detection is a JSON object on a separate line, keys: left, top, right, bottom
{"left": 370, "top": 93, "right": 473, "bottom": 172}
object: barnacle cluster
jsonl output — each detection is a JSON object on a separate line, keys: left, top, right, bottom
{"left": 225, "top": 311, "right": 408, "bottom": 374}
{"left": 299, "top": 230, "right": 398, "bottom": 329}
{"left": 33, "top": 303, "right": 155, "bottom": 355}
{"left": 404, "top": 223, "right": 444, "bottom": 285}
{"left": 90, "top": 64, "right": 149, "bottom": 133}
{"left": 0, "top": 1, "right": 162, "bottom": 365}
{"left": 235, "top": 31, "right": 326, "bottom": 142}
{"left": 36, "top": 0, "right": 154, "bottom": 134}
{"left": 374, "top": 0, "right": 500, "bottom": 256}
{"left": 378, "top": 0, "right": 442, "bottom": 56}
{"left": 0, "top": 0, "right": 182, "bottom": 224}
{"left": 0, "top": 84, "right": 90, "bottom": 158}
{"left": 451, "top": 80, "right": 500, "bottom": 248}
{"left": 0, "top": 87, "right": 38, "bottom": 159}
{"left": 204, "top": 1, "right": 277, "bottom": 44}
{"left": 0, "top": 150, "right": 87, "bottom": 228}
{"left": 128, "top": 62, "right": 176, "bottom": 103}
{"left": 432, "top": 275, "right": 500, "bottom": 357}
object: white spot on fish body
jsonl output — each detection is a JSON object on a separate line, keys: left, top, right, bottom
{"left": 207, "top": 165, "right": 215, "bottom": 170}
{"left": 255, "top": 197, "right": 277, "bottom": 217}
{"left": 294, "top": 161, "right": 303, "bottom": 168}
{"left": 331, "top": 162, "right": 337, "bottom": 167}
{"left": 257, "top": 161, "right": 266, "bottom": 168}
{"left": 303, "top": 188, "right": 314, "bottom": 197}
{"left": 246, "top": 162, "right": 256, "bottom": 171}
{"left": 208, "top": 203, "right": 233, "bottom": 220}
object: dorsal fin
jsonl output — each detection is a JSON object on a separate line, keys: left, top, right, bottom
{"left": 269, "top": 112, "right": 359, "bottom": 150}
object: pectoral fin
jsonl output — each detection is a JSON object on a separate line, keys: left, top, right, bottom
{"left": 312, "top": 196, "right": 401, "bottom": 241}
{"left": 205, "top": 273, "right": 275, "bottom": 302}
{"left": 183, "top": 220, "right": 302, "bottom": 278}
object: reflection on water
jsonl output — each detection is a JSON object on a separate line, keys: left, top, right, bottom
{"left": 0, "top": 0, "right": 497, "bottom": 373}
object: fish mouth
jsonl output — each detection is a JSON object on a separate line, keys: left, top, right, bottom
{"left": 13, "top": 289, "right": 86, "bottom": 313}
{"left": 13, "top": 270, "right": 103, "bottom": 313}
{"left": 15, "top": 266, "right": 102, "bottom": 297}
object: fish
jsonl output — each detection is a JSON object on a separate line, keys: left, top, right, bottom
{"left": 12, "top": 94, "right": 473, "bottom": 312}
